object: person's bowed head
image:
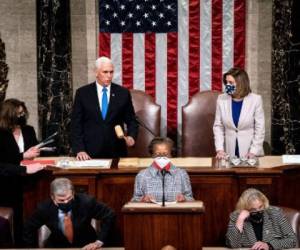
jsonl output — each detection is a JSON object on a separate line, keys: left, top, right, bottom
{"left": 226, "top": 188, "right": 297, "bottom": 250}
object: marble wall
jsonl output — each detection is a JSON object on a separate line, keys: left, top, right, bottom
{"left": 37, "top": 0, "right": 73, "bottom": 154}
{"left": 246, "top": 0, "right": 273, "bottom": 147}
{"left": 272, "top": 0, "right": 300, "bottom": 154}
{"left": 0, "top": 0, "right": 38, "bottom": 132}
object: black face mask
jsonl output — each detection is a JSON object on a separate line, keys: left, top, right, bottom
{"left": 249, "top": 210, "right": 264, "bottom": 223}
{"left": 57, "top": 200, "right": 73, "bottom": 213}
{"left": 16, "top": 115, "right": 27, "bottom": 126}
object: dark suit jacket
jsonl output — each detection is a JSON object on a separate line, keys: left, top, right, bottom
{"left": 0, "top": 125, "right": 38, "bottom": 165}
{"left": 23, "top": 193, "right": 115, "bottom": 248}
{"left": 0, "top": 162, "right": 26, "bottom": 176}
{"left": 226, "top": 206, "right": 297, "bottom": 249}
{"left": 71, "top": 82, "right": 138, "bottom": 158}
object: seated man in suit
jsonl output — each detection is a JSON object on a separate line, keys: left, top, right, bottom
{"left": 23, "top": 178, "right": 115, "bottom": 249}
{"left": 132, "top": 137, "right": 194, "bottom": 202}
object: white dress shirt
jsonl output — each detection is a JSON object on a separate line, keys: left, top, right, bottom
{"left": 96, "top": 81, "right": 111, "bottom": 111}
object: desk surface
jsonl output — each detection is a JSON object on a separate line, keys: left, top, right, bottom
{"left": 122, "top": 201, "right": 204, "bottom": 213}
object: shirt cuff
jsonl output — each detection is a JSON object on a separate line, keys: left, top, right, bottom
{"left": 95, "top": 240, "right": 103, "bottom": 248}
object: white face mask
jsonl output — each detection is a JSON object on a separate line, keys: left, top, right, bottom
{"left": 154, "top": 157, "right": 171, "bottom": 169}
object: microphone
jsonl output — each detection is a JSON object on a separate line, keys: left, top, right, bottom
{"left": 161, "top": 168, "right": 169, "bottom": 207}
{"left": 135, "top": 115, "right": 156, "bottom": 137}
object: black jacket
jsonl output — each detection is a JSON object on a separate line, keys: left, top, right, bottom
{"left": 0, "top": 125, "right": 38, "bottom": 165}
{"left": 23, "top": 193, "right": 115, "bottom": 248}
{"left": 71, "top": 82, "right": 138, "bottom": 158}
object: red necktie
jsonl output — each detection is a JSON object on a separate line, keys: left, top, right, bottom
{"left": 64, "top": 213, "right": 73, "bottom": 243}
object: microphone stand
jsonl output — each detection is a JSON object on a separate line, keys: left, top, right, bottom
{"left": 135, "top": 115, "right": 157, "bottom": 137}
{"left": 161, "top": 169, "right": 167, "bottom": 207}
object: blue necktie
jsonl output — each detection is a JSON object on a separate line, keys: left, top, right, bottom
{"left": 101, "top": 87, "right": 108, "bottom": 119}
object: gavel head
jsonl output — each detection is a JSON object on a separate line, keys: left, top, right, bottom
{"left": 114, "top": 125, "right": 124, "bottom": 139}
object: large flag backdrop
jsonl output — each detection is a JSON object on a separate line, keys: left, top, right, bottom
{"left": 98, "top": 0, "right": 245, "bottom": 140}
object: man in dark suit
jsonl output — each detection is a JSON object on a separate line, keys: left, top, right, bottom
{"left": 71, "top": 56, "right": 138, "bottom": 160}
{"left": 23, "top": 178, "right": 115, "bottom": 249}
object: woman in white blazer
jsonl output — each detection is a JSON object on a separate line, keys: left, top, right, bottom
{"left": 213, "top": 68, "right": 265, "bottom": 159}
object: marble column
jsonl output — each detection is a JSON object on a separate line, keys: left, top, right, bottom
{"left": 272, "top": 0, "right": 300, "bottom": 154}
{"left": 0, "top": 36, "right": 9, "bottom": 102}
{"left": 37, "top": 0, "right": 72, "bottom": 154}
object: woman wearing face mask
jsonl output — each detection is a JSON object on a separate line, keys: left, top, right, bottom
{"left": 0, "top": 98, "right": 40, "bottom": 165}
{"left": 0, "top": 99, "right": 42, "bottom": 245}
{"left": 226, "top": 188, "right": 296, "bottom": 250}
{"left": 132, "top": 137, "right": 193, "bottom": 203}
{"left": 213, "top": 67, "right": 265, "bottom": 160}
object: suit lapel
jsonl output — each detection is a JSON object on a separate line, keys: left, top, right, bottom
{"left": 225, "top": 95, "right": 236, "bottom": 129}
{"left": 237, "top": 94, "right": 250, "bottom": 129}
{"left": 262, "top": 211, "right": 274, "bottom": 243}
{"left": 243, "top": 220, "right": 258, "bottom": 245}
{"left": 90, "top": 82, "right": 103, "bottom": 122}
{"left": 105, "top": 83, "right": 118, "bottom": 121}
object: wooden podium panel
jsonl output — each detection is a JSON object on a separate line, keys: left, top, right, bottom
{"left": 122, "top": 202, "right": 204, "bottom": 250}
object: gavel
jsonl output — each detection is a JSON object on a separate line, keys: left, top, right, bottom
{"left": 114, "top": 125, "right": 125, "bottom": 139}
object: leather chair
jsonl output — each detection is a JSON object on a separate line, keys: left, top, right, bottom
{"left": 182, "top": 91, "right": 220, "bottom": 157}
{"left": 0, "top": 207, "right": 14, "bottom": 247}
{"left": 128, "top": 89, "right": 161, "bottom": 157}
{"left": 279, "top": 206, "right": 300, "bottom": 247}
{"left": 38, "top": 218, "right": 100, "bottom": 248}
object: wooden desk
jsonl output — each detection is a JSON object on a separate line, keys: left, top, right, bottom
{"left": 22, "top": 156, "right": 300, "bottom": 247}
{"left": 122, "top": 201, "right": 204, "bottom": 250}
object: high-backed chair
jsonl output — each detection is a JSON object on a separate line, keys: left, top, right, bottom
{"left": 128, "top": 89, "right": 161, "bottom": 157}
{"left": 38, "top": 218, "right": 100, "bottom": 248}
{"left": 280, "top": 206, "right": 300, "bottom": 247}
{"left": 0, "top": 207, "right": 14, "bottom": 247}
{"left": 182, "top": 91, "right": 220, "bottom": 157}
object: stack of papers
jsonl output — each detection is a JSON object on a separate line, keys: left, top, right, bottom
{"left": 56, "top": 159, "right": 112, "bottom": 169}
{"left": 282, "top": 155, "right": 300, "bottom": 164}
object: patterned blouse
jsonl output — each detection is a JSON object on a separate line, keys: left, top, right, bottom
{"left": 132, "top": 164, "right": 194, "bottom": 202}
{"left": 226, "top": 206, "right": 297, "bottom": 249}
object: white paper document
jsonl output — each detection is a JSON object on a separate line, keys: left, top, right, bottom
{"left": 150, "top": 199, "right": 177, "bottom": 206}
{"left": 56, "top": 159, "right": 111, "bottom": 169}
{"left": 282, "top": 155, "right": 300, "bottom": 164}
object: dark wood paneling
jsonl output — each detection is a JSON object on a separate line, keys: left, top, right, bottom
{"left": 22, "top": 163, "right": 300, "bottom": 247}
{"left": 123, "top": 211, "right": 203, "bottom": 250}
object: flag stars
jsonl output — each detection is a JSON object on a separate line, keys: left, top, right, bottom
{"left": 136, "top": 21, "right": 141, "bottom": 26}
{"left": 128, "top": 13, "right": 133, "bottom": 18}
{"left": 152, "top": 21, "right": 157, "bottom": 27}
{"left": 152, "top": 5, "right": 156, "bottom": 10}
{"left": 167, "top": 5, "right": 172, "bottom": 10}
{"left": 105, "top": 20, "right": 110, "bottom": 25}
{"left": 120, "top": 5, "right": 125, "bottom": 10}
{"left": 167, "top": 21, "right": 172, "bottom": 26}
{"left": 120, "top": 21, "right": 125, "bottom": 26}
{"left": 136, "top": 5, "right": 141, "bottom": 10}
{"left": 159, "top": 13, "right": 164, "bottom": 18}
{"left": 143, "top": 13, "right": 149, "bottom": 18}
{"left": 113, "top": 12, "right": 118, "bottom": 18}
{"left": 105, "top": 4, "right": 110, "bottom": 10}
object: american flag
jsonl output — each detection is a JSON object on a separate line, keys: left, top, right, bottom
{"left": 98, "top": 0, "right": 245, "bottom": 140}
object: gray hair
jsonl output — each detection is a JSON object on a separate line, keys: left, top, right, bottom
{"left": 50, "top": 178, "right": 74, "bottom": 196}
{"left": 95, "top": 56, "right": 112, "bottom": 70}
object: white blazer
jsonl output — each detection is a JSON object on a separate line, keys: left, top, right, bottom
{"left": 213, "top": 93, "right": 265, "bottom": 157}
